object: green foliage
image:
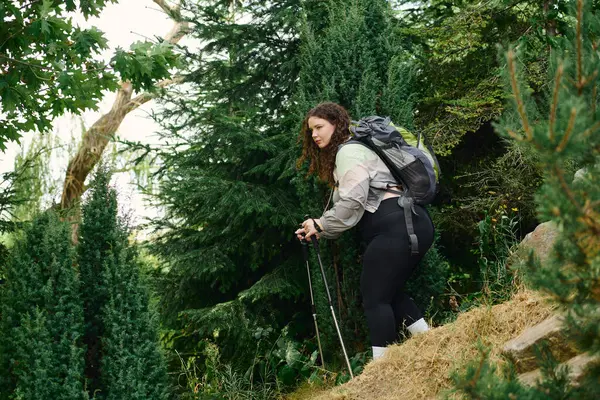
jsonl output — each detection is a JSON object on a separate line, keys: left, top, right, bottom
{"left": 452, "top": 0, "right": 600, "bottom": 397}
{"left": 297, "top": 0, "right": 398, "bottom": 117}
{"left": 0, "top": 152, "right": 54, "bottom": 265}
{"left": 380, "top": 55, "right": 420, "bottom": 129}
{"left": 146, "top": 2, "right": 311, "bottom": 391}
{"left": 0, "top": 211, "right": 87, "bottom": 400}
{"left": 178, "top": 341, "right": 279, "bottom": 400}
{"left": 397, "top": 0, "right": 562, "bottom": 156}
{"left": 78, "top": 169, "right": 169, "bottom": 399}
{"left": 0, "top": 0, "right": 179, "bottom": 148}
{"left": 176, "top": 328, "right": 367, "bottom": 399}
{"left": 0, "top": 168, "right": 170, "bottom": 399}
{"left": 449, "top": 345, "right": 574, "bottom": 400}
{"left": 78, "top": 170, "right": 121, "bottom": 395}
{"left": 429, "top": 130, "right": 544, "bottom": 293}
{"left": 475, "top": 211, "right": 520, "bottom": 303}
{"left": 438, "top": 207, "right": 522, "bottom": 322}
{"left": 111, "top": 41, "right": 180, "bottom": 92}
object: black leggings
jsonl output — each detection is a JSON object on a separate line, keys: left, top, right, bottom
{"left": 359, "top": 197, "right": 435, "bottom": 347}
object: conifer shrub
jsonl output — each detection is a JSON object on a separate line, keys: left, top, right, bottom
{"left": 452, "top": 1, "right": 600, "bottom": 397}
{"left": 79, "top": 169, "right": 170, "bottom": 400}
{"left": 0, "top": 212, "right": 87, "bottom": 400}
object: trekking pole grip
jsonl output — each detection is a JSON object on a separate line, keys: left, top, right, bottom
{"left": 300, "top": 235, "right": 309, "bottom": 259}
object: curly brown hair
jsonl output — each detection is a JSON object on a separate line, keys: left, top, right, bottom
{"left": 296, "top": 102, "right": 352, "bottom": 187}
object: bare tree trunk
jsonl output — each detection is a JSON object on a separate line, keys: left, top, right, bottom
{"left": 60, "top": 0, "right": 188, "bottom": 242}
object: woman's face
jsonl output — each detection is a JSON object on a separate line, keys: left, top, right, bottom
{"left": 308, "top": 116, "right": 335, "bottom": 149}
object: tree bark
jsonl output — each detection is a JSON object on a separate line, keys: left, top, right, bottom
{"left": 60, "top": 0, "right": 188, "bottom": 241}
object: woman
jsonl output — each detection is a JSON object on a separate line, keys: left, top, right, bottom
{"left": 295, "top": 102, "right": 435, "bottom": 360}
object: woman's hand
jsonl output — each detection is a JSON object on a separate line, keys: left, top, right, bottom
{"left": 295, "top": 218, "right": 322, "bottom": 241}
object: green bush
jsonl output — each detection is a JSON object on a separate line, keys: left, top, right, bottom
{"left": 0, "top": 212, "right": 87, "bottom": 400}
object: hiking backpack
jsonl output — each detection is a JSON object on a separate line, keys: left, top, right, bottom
{"left": 348, "top": 116, "right": 441, "bottom": 255}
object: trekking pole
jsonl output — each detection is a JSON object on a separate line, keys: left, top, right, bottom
{"left": 301, "top": 235, "right": 325, "bottom": 370}
{"left": 309, "top": 235, "right": 354, "bottom": 379}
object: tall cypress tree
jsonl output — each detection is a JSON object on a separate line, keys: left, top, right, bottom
{"left": 78, "top": 169, "right": 168, "bottom": 399}
{"left": 0, "top": 212, "right": 87, "bottom": 400}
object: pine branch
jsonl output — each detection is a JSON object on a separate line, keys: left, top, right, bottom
{"left": 582, "top": 120, "right": 600, "bottom": 138}
{"left": 507, "top": 129, "right": 523, "bottom": 141}
{"left": 467, "top": 349, "right": 488, "bottom": 393}
{"left": 556, "top": 107, "right": 577, "bottom": 152}
{"left": 508, "top": 49, "right": 533, "bottom": 141}
{"left": 582, "top": 200, "right": 600, "bottom": 236}
{"left": 554, "top": 165, "right": 582, "bottom": 210}
{"left": 549, "top": 63, "right": 564, "bottom": 143}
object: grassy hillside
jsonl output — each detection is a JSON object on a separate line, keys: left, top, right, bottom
{"left": 288, "top": 290, "right": 554, "bottom": 400}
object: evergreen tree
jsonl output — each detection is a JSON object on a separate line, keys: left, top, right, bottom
{"left": 78, "top": 169, "right": 169, "bottom": 399}
{"left": 453, "top": 0, "right": 600, "bottom": 397}
{"left": 297, "top": 0, "right": 397, "bottom": 118}
{"left": 0, "top": 158, "right": 49, "bottom": 267}
{"left": 148, "top": 0, "right": 312, "bottom": 380}
{"left": 0, "top": 212, "right": 87, "bottom": 400}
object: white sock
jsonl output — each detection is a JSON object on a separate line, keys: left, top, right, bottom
{"left": 372, "top": 346, "right": 387, "bottom": 360}
{"left": 407, "top": 318, "right": 429, "bottom": 336}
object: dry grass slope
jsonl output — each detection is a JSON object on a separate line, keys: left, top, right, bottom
{"left": 288, "top": 290, "right": 554, "bottom": 400}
